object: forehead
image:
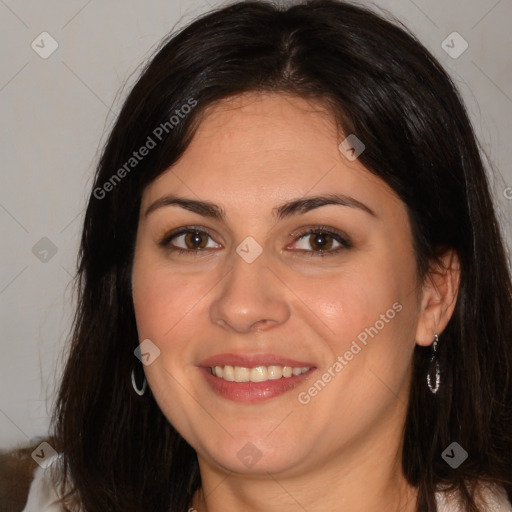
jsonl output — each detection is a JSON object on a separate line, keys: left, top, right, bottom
{"left": 141, "top": 92, "right": 402, "bottom": 221}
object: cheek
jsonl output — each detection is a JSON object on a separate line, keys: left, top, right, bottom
{"left": 311, "top": 255, "right": 414, "bottom": 347}
{"left": 131, "top": 255, "right": 207, "bottom": 431}
{"left": 131, "top": 251, "right": 220, "bottom": 394}
{"left": 132, "top": 254, "right": 204, "bottom": 342}
{"left": 306, "top": 260, "right": 417, "bottom": 410}
{"left": 132, "top": 269, "right": 169, "bottom": 341}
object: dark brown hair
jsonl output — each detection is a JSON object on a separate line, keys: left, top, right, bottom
{"left": 50, "top": 1, "right": 512, "bottom": 511}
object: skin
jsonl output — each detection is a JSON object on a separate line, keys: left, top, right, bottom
{"left": 131, "top": 92, "right": 460, "bottom": 512}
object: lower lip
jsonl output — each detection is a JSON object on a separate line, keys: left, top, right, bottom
{"left": 199, "top": 367, "right": 315, "bottom": 402}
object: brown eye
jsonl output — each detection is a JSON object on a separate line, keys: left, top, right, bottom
{"left": 308, "top": 232, "right": 335, "bottom": 251}
{"left": 289, "top": 227, "right": 352, "bottom": 258}
{"left": 160, "top": 228, "right": 221, "bottom": 254}
{"left": 183, "top": 231, "right": 208, "bottom": 249}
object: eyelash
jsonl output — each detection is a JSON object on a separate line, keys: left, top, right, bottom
{"left": 159, "top": 225, "right": 352, "bottom": 258}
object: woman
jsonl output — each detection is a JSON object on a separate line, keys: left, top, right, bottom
{"left": 21, "top": 0, "right": 512, "bottom": 511}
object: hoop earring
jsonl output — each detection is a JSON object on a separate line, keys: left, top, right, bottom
{"left": 427, "top": 333, "right": 440, "bottom": 394}
{"left": 131, "top": 362, "right": 147, "bottom": 397}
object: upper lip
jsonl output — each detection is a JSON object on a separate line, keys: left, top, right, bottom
{"left": 198, "top": 353, "right": 315, "bottom": 368}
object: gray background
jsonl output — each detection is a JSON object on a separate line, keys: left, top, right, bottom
{"left": 1, "top": 0, "right": 511, "bottom": 450}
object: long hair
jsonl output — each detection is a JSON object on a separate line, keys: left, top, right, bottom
{"left": 51, "top": 1, "right": 512, "bottom": 510}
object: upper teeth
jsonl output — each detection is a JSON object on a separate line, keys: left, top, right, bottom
{"left": 211, "top": 365, "right": 311, "bottom": 382}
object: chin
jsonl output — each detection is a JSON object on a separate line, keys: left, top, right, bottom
{"left": 197, "top": 433, "right": 309, "bottom": 476}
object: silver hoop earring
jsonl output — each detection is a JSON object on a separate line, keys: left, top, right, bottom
{"left": 427, "top": 333, "right": 440, "bottom": 394}
{"left": 131, "top": 364, "right": 147, "bottom": 396}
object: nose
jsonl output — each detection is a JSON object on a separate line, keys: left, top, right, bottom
{"left": 209, "top": 248, "right": 291, "bottom": 334}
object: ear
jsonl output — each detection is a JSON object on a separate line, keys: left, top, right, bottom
{"left": 415, "top": 248, "right": 461, "bottom": 346}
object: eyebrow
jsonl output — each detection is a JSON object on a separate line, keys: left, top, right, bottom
{"left": 144, "top": 192, "right": 376, "bottom": 221}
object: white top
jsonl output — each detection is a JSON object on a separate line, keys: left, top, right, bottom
{"left": 23, "top": 462, "right": 512, "bottom": 512}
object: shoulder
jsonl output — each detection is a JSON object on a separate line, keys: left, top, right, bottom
{"left": 22, "top": 456, "right": 67, "bottom": 512}
{"left": 435, "top": 481, "right": 512, "bottom": 512}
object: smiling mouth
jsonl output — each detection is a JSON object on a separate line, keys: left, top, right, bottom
{"left": 200, "top": 365, "right": 315, "bottom": 402}
{"left": 198, "top": 353, "right": 316, "bottom": 402}
{"left": 210, "top": 365, "right": 311, "bottom": 382}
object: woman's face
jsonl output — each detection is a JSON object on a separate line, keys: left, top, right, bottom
{"left": 131, "top": 92, "right": 429, "bottom": 477}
